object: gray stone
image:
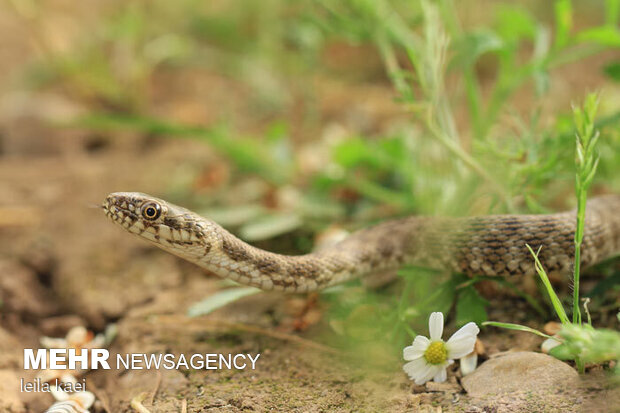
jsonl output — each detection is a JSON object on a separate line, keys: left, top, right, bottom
{"left": 462, "top": 351, "right": 584, "bottom": 412}
{"left": 462, "top": 351, "right": 578, "bottom": 396}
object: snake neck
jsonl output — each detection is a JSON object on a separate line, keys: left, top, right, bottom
{"left": 187, "top": 220, "right": 425, "bottom": 292}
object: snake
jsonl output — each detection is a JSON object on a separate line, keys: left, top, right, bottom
{"left": 103, "top": 192, "right": 620, "bottom": 293}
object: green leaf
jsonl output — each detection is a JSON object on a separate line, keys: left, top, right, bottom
{"left": 332, "top": 138, "right": 369, "bottom": 167}
{"left": 455, "top": 285, "right": 489, "bottom": 327}
{"left": 188, "top": 287, "right": 262, "bottom": 317}
{"left": 431, "top": 280, "right": 459, "bottom": 317}
{"left": 549, "top": 343, "right": 576, "bottom": 360}
{"left": 577, "top": 26, "right": 620, "bottom": 47}
{"left": 451, "top": 30, "right": 504, "bottom": 68}
{"left": 603, "top": 61, "right": 620, "bottom": 82}
{"left": 554, "top": 0, "right": 573, "bottom": 49}
{"left": 495, "top": 6, "right": 537, "bottom": 43}
{"left": 398, "top": 268, "right": 462, "bottom": 318}
{"left": 606, "top": 0, "right": 620, "bottom": 26}
{"left": 526, "top": 245, "right": 570, "bottom": 324}
{"left": 588, "top": 271, "right": 620, "bottom": 297}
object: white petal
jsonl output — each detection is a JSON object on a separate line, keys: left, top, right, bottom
{"left": 450, "top": 322, "right": 480, "bottom": 341}
{"left": 541, "top": 337, "right": 562, "bottom": 354}
{"left": 446, "top": 335, "right": 477, "bottom": 359}
{"left": 428, "top": 312, "right": 444, "bottom": 341}
{"left": 403, "top": 346, "right": 424, "bottom": 361}
{"left": 404, "top": 357, "right": 442, "bottom": 386}
{"left": 403, "top": 357, "right": 427, "bottom": 380}
{"left": 403, "top": 336, "right": 430, "bottom": 360}
{"left": 414, "top": 363, "right": 436, "bottom": 385}
{"left": 418, "top": 364, "right": 443, "bottom": 385}
{"left": 460, "top": 353, "right": 478, "bottom": 376}
{"left": 446, "top": 322, "right": 479, "bottom": 359}
{"left": 433, "top": 366, "right": 447, "bottom": 382}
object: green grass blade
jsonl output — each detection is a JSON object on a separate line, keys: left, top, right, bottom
{"left": 482, "top": 321, "right": 554, "bottom": 339}
{"left": 526, "top": 244, "right": 570, "bottom": 324}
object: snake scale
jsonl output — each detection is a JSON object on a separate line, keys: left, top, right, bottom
{"left": 103, "top": 192, "right": 620, "bottom": 293}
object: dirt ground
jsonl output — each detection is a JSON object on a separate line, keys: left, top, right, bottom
{"left": 1, "top": 2, "right": 619, "bottom": 412}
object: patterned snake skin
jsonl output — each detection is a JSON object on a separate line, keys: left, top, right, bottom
{"left": 103, "top": 193, "right": 620, "bottom": 293}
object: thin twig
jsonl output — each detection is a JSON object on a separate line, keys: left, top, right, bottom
{"left": 148, "top": 370, "right": 162, "bottom": 405}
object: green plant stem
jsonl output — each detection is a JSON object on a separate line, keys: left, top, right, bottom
{"left": 576, "top": 358, "right": 585, "bottom": 374}
{"left": 572, "top": 189, "right": 587, "bottom": 324}
{"left": 375, "top": 32, "right": 413, "bottom": 101}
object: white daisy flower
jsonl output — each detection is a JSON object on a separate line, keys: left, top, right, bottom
{"left": 403, "top": 312, "right": 480, "bottom": 385}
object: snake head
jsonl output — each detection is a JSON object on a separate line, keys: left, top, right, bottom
{"left": 103, "top": 192, "right": 210, "bottom": 248}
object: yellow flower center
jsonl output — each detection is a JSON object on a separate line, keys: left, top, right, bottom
{"left": 424, "top": 341, "right": 447, "bottom": 365}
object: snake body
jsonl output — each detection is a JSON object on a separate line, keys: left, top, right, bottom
{"left": 103, "top": 193, "right": 620, "bottom": 293}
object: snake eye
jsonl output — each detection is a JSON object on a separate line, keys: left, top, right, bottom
{"left": 141, "top": 202, "right": 161, "bottom": 220}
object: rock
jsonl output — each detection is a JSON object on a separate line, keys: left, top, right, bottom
{"left": 462, "top": 351, "right": 578, "bottom": 396}
{"left": 462, "top": 351, "right": 582, "bottom": 412}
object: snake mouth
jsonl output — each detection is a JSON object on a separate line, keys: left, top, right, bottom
{"left": 102, "top": 193, "right": 141, "bottom": 228}
{"left": 103, "top": 203, "right": 139, "bottom": 228}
